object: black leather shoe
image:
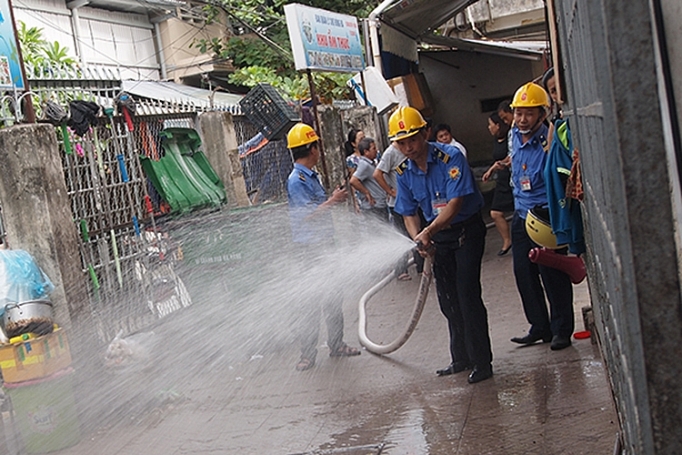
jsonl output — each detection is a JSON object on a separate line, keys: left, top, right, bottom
{"left": 497, "top": 245, "right": 512, "bottom": 256}
{"left": 510, "top": 333, "right": 552, "bottom": 345}
{"left": 550, "top": 335, "right": 572, "bottom": 350}
{"left": 468, "top": 365, "right": 493, "bottom": 384}
{"left": 436, "top": 361, "right": 472, "bottom": 376}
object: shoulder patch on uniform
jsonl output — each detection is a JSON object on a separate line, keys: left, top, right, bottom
{"left": 298, "top": 171, "right": 306, "bottom": 182}
{"left": 395, "top": 161, "right": 408, "bottom": 176}
{"left": 437, "top": 150, "right": 450, "bottom": 163}
{"left": 539, "top": 134, "right": 549, "bottom": 152}
{"left": 449, "top": 166, "right": 461, "bottom": 181}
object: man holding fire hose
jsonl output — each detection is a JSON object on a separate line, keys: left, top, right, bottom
{"left": 390, "top": 106, "right": 494, "bottom": 384}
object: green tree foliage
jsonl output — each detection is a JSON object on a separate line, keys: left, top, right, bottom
{"left": 17, "top": 21, "right": 77, "bottom": 75}
{"left": 192, "top": 0, "right": 380, "bottom": 102}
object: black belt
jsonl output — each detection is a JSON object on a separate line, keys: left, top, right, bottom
{"left": 439, "top": 212, "right": 482, "bottom": 231}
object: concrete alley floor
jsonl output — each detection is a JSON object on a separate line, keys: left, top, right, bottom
{"left": 8, "top": 231, "right": 619, "bottom": 455}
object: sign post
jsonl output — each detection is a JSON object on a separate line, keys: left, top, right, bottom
{"left": 284, "top": 3, "right": 366, "bottom": 192}
{"left": 0, "top": 0, "right": 34, "bottom": 122}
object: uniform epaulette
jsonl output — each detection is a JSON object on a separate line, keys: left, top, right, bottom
{"left": 540, "top": 134, "right": 549, "bottom": 152}
{"left": 395, "top": 161, "right": 408, "bottom": 176}
{"left": 298, "top": 171, "right": 306, "bottom": 182}
{"left": 436, "top": 149, "right": 450, "bottom": 164}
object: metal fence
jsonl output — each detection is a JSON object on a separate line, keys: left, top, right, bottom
{"left": 0, "top": 68, "right": 294, "bottom": 340}
{"left": 234, "top": 116, "right": 293, "bottom": 204}
{"left": 23, "top": 72, "right": 202, "bottom": 341}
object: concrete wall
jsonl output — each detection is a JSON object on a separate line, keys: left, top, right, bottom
{"left": 14, "top": 0, "right": 159, "bottom": 80}
{"left": 461, "top": 0, "right": 545, "bottom": 39}
{"left": 555, "top": 0, "right": 682, "bottom": 452}
{"left": 315, "top": 105, "right": 384, "bottom": 191}
{"left": 0, "top": 125, "right": 89, "bottom": 328}
{"left": 418, "top": 50, "right": 541, "bottom": 164}
{"left": 340, "top": 105, "right": 388, "bottom": 157}
{"left": 160, "top": 9, "right": 232, "bottom": 81}
{"left": 317, "top": 105, "right": 346, "bottom": 191}
{"left": 660, "top": 0, "right": 682, "bottom": 270}
{"left": 198, "top": 111, "right": 250, "bottom": 208}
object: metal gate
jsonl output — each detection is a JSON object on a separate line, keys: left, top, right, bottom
{"left": 27, "top": 72, "right": 203, "bottom": 341}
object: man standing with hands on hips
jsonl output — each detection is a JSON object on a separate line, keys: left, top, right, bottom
{"left": 390, "top": 107, "right": 493, "bottom": 384}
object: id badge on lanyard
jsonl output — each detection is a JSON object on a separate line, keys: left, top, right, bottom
{"left": 520, "top": 164, "right": 531, "bottom": 191}
{"left": 432, "top": 192, "right": 447, "bottom": 216}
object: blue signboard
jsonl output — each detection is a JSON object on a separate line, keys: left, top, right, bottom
{"left": 0, "top": 0, "right": 24, "bottom": 89}
{"left": 284, "top": 3, "right": 365, "bottom": 73}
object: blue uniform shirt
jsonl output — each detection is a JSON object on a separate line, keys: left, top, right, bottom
{"left": 510, "top": 124, "right": 550, "bottom": 218}
{"left": 394, "top": 142, "right": 483, "bottom": 225}
{"left": 287, "top": 163, "right": 331, "bottom": 244}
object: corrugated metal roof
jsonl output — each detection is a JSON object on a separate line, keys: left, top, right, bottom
{"left": 122, "top": 80, "right": 243, "bottom": 114}
{"left": 374, "top": 0, "right": 545, "bottom": 60}
{"left": 377, "top": 0, "right": 478, "bottom": 38}
{"left": 71, "top": 0, "right": 182, "bottom": 14}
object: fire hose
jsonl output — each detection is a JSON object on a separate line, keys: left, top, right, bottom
{"left": 358, "top": 255, "right": 433, "bottom": 355}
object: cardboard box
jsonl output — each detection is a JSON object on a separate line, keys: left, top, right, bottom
{"left": 0, "top": 329, "right": 72, "bottom": 383}
{"left": 387, "top": 73, "right": 434, "bottom": 117}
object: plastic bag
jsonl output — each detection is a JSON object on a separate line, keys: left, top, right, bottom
{"left": 0, "top": 250, "right": 55, "bottom": 303}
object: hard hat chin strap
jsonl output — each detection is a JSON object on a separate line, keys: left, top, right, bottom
{"left": 519, "top": 113, "right": 546, "bottom": 136}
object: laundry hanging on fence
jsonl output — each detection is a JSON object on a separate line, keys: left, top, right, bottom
{"left": 68, "top": 100, "right": 101, "bottom": 136}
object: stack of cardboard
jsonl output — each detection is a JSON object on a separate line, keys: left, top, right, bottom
{"left": 387, "top": 73, "right": 435, "bottom": 117}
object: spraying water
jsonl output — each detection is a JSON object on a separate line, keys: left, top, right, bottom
{"left": 64, "top": 203, "right": 417, "bottom": 436}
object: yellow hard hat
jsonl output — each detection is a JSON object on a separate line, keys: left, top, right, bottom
{"left": 287, "top": 123, "right": 319, "bottom": 149}
{"left": 525, "top": 207, "right": 566, "bottom": 249}
{"left": 388, "top": 106, "right": 427, "bottom": 141}
{"left": 510, "top": 82, "right": 550, "bottom": 109}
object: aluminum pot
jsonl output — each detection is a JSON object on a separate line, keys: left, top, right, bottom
{"left": 3, "top": 299, "right": 54, "bottom": 328}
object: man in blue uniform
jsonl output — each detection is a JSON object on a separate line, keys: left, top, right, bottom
{"left": 507, "top": 82, "right": 574, "bottom": 351}
{"left": 286, "top": 123, "right": 361, "bottom": 371}
{"left": 391, "top": 106, "right": 493, "bottom": 384}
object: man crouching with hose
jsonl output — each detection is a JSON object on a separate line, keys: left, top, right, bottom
{"left": 390, "top": 107, "right": 493, "bottom": 384}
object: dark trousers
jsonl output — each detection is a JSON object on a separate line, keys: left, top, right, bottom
{"left": 432, "top": 213, "right": 492, "bottom": 368}
{"left": 511, "top": 212, "right": 574, "bottom": 337}
{"left": 295, "top": 248, "right": 345, "bottom": 361}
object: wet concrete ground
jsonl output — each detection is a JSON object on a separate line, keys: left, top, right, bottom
{"left": 6, "top": 232, "right": 619, "bottom": 455}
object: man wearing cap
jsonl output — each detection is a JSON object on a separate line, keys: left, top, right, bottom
{"left": 286, "top": 123, "right": 361, "bottom": 371}
{"left": 390, "top": 107, "right": 493, "bottom": 384}
{"left": 507, "top": 82, "right": 574, "bottom": 351}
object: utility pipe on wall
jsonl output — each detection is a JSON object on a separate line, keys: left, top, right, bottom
{"left": 153, "top": 22, "right": 167, "bottom": 80}
{"left": 367, "top": 0, "right": 396, "bottom": 76}
{"left": 67, "top": 0, "right": 89, "bottom": 67}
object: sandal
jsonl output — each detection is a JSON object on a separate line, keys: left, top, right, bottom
{"left": 295, "top": 357, "right": 315, "bottom": 371}
{"left": 397, "top": 273, "right": 412, "bottom": 281}
{"left": 329, "top": 344, "right": 361, "bottom": 357}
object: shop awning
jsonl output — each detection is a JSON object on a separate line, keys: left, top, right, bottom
{"left": 375, "top": 0, "right": 478, "bottom": 39}
{"left": 421, "top": 35, "right": 544, "bottom": 61}
{"left": 373, "top": 0, "right": 545, "bottom": 61}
